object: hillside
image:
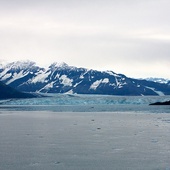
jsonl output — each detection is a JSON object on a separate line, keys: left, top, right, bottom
{"left": 0, "top": 81, "right": 35, "bottom": 99}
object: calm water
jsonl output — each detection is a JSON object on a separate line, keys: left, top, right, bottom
{"left": 0, "top": 94, "right": 170, "bottom": 170}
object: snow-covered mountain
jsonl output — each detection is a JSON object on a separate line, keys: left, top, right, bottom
{"left": 0, "top": 60, "right": 170, "bottom": 96}
{"left": 145, "top": 77, "right": 170, "bottom": 84}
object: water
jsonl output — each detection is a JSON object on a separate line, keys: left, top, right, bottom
{"left": 0, "top": 94, "right": 170, "bottom": 170}
{"left": 0, "top": 94, "right": 170, "bottom": 113}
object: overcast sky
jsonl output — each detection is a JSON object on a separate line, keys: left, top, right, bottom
{"left": 0, "top": 0, "right": 170, "bottom": 78}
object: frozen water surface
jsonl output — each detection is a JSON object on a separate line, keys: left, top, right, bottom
{"left": 0, "top": 95, "right": 170, "bottom": 170}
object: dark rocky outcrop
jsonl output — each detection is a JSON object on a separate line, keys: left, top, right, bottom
{"left": 149, "top": 100, "right": 170, "bottom": 105}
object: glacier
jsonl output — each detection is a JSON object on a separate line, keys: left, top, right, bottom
{"left": 1, "top": 94, "right": 170, "bottom": 113}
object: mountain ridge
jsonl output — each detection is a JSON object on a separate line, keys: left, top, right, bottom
{"left": 0, "top": 60, "right": 169, "bottom": 96}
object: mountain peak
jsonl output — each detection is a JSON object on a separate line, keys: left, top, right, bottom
{"left": 5, "top": 60, "right": 36, "bottom": 70}
{"left": 145, "top": 77, "right": 169, "bottom": 84}
{"left": 49, "top": 62, "right": 68, "bottom": 69}
{"left": 0, "top": 60, "right": 170, "bottom": 96}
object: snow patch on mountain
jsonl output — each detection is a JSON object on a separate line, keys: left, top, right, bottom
{"left": 55, "top": 73, "right": 60, "bottom": 79}
{"left": 102, "top": 78, "right": 109, "bottom": 83}
{"left": 80, "top": 75, "right": 84, "bottom": 79}
{"left": 73, "top": 81, "right": 83, "bottom": 87}
{"left": 115, "top": 77, "right": 118, "bottom": 86}
{"left": 65, "top": 89, "right": 74, "bottom": 94}
{"left": 0, "top": 68, "right": 10, "bottom": 78}
{"left": 90, "top": 78, "right": 109, "bottom": 90}
{"left": 6, "top": 60, "right": 36, "bottom": 70}
{"left": 145, "top": 78, "right": 169, "bottom": 84}
{"left": 1, "top": 73, "right": 12, "bottom": 81}
{"left": 90, "top": 80, "right": 102, "bottom": 90}
{"left": 38, "top": 82, "right": 55, "bottom": 92}
{"left": 106, "top": 71, "right": 121, "bottom": 78}
{"left": 32, "top": 71, "right": 51, "bottom": 83}
{"left": 59, "top": 75, "right": 73, "bottom": 86}
{"left": 145, "top": 86, "right": 165, "bottom": 96}
{"left": 80, "top": 70, "right": 89, "bottom": 79}
{"left": 50, "top": 62, "right": 69, "bottom": 70}
{"left": 6, "top": 71, "right": 29, "bottom": 85}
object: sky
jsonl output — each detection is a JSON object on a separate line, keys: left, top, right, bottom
{"left": 0, "top": 0, "right": 170, "bottom": 79}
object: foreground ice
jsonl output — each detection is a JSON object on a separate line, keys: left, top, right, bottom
{"left": 0, "top": 94, "right": 170, "bottom": 113}
{"left": 1, "top": 94, "right": 170, "bottom": 106}
{"left": 0, "top": 111, "right": 170, "bottom": 170}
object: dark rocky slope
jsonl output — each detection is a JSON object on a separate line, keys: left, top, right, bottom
{"left": 0, "top": 81, "right": 35, "bottom": 99}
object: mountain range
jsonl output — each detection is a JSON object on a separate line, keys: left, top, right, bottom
{"left": 0, "top": 60, "right": 170, "bottom": 96}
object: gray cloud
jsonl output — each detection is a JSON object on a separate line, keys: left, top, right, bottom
{"left": 0, "top": 0, "right": 170, "bottom": 78}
